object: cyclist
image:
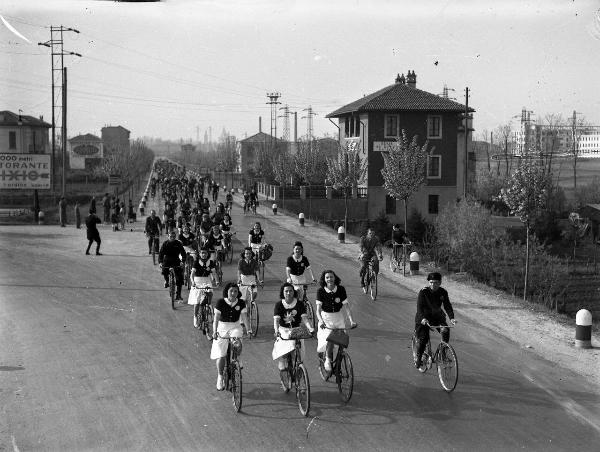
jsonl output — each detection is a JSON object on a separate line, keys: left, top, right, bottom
{"left": 272, "top": 282, "right": 315, "bottom": 373}
{"left": 249, "top": 189, "right": 258, "bottom": 212}
{"left": 237, "top": 247, "right": 259, "bottom": 303}
{"left": 285, "top": 241, "right": 316, "bottom": 302}
{"left": 200, "top": 197, "right": 211, "bottom": 215}
{"left": 205, "top": 224, "right": 225, "bottom": 264}
{"left": 198, "top": 213, "right": 213, "bottom": 247}
{"left": 225, "top": 190, "right": 233, "bottom": 212}
{"left": 248, "top": 221, "right": 265, "bottom": 257}
{"left": 188, "top": 247, "right": 217, "bottom": 328}
{"left": 144, "top": 209, "right": 162, "bottom": 254}
{"left": 211, "top": 282, "right": 250, "bottom": 391}
{"left": 359, "top": 227, "right": 383, "bottom": 294}
{"left": 392, "top": 224, "right": 411, "bottom": 262}
{"left": 158, "top": 230, "right": 187, "bottom": 301}
{"left": 211, "top": 203, "right": 225, "bottom": 225}
{"left": 414, "top": 272, "right": 456, "bottom": 369}
{"left": 242, "top": 190, "right": 250, "bottom": 214}
{"left": 220, "top": 212, "right": 233, "bottom": 233}
{"left": 211, "top": 181, "right": 219, "bottom": 203}
{"left": 315, "top": 269, "right": 357, "bottom": 372}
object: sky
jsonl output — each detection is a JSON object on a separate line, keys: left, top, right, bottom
{"left": 2, "top": 0, "right": 600, "bottom": 142}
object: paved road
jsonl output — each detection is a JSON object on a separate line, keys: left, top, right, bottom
{"left": 1, "top": 194, "right": 599, "bottom": 451}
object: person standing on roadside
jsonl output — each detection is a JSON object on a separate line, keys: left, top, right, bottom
{"left": 85, "top": 210, "right": 102, "bottom": 255}
{"left": 90, "top": 196, "right": 97, "bottom": 215}
{"left": 102, "top": 193, "right": 110, "bottom": 223}
{"left": 75, "top": 202, "right": 81, "bottom": 229}
{"left": 58, "top": 196, "right": 67, "bottom": 227}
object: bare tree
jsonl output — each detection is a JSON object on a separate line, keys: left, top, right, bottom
{"left": 272, "top": 149, "right": 291, "bottom": 209}
{"left": 568, "top": 113, "right": 588, "bottom": 189}
{"left": 294, "top": 139, "right": 327, "bottom": 218}
{"left": 540, "top": 113, "right": 564, "bottom": 179}
{"left": 215, "top": 130, "right": 238, "bottom": 172}
{"left": 496, "top": 122, "right": 513, "bottom": 176}
{"left": 380, "top": 130, "right": 431, "bottom": 233}
{"left": 326, "top": 142, "right": 367, "bottom": 233}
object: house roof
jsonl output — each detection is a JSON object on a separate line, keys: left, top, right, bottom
{"left": 0, "top": 110, "right": 51, "bottom": 128}
{"left": 69, "top": 133, "right": 102, "bottom": 143}
{"left": 326, "top": 82, "right": 474, "bottom": 118}
{"left": 101, "top": 125, "right": 130, "bottom": 133}
{"left": 239, "top": 131, "right": 282, "bottom": 143}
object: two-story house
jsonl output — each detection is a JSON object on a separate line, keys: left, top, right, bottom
{"left": 0, "top": 110, "right": 51, "bottom": 154}
{"left": 326, "top": 71, "right": 474, "bottom": 223}
{"left": 68, "top": 133, "right": 104, "bottom": 170}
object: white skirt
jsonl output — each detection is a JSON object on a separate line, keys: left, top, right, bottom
{"left": 210, "top": 321, "right": 243, "bottom": 359}
{"left": 239, "top": 274, "right": 257, "bottom": 300}
{"left": 290, "top": 274, "right": 308, "bottom": 287}
{"left": 272, "top": 326, "right": 305, "bottom": 361}
{"left": 317, "top": 310, "right": 346, "bottom": 353}
{"left": 187, "top": 276, "right": 212, "bottom": 305}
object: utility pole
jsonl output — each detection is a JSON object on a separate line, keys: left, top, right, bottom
{"left": 279, "top": 105, "right": 290, "bottom": 142}
{"left": 302, "top": 106, "right": 317, "bottom": 152}
{"left": 462, "top": 88, "right": 474, "bottom": 198}
{"left": 266, "top": 92, "right": 281, "bottom": 146}
{"left": 62, "top": 67, "right": 67, "bottom": 197}
{"left": 38, "top": 26, "right": 81, "bottom": 197}
{"left": 570, "top": 110, "right": 584, "bottom": 189}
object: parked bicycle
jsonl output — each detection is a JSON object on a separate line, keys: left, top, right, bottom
{"left": 277, "top": 327, "right": 313, "bottom": 416}
{"left": 411, "top": 325, "right": 458, "bottom": 392}
{"left": 317, "top": 324, "right": 357, "bottom": 402}
{"left": 215, "top": 333, "right": 243, "bottom": 412}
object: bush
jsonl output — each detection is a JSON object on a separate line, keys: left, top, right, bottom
{"left": 406, "top": 207, "right": 429, "bottom": 245}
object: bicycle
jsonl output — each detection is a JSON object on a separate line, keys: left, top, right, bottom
{"left": 362, "top": 256, "right": 380, "bottom": 301}
{"left": 256, "top": 245, "right": 268, "bottom": 288}
{"left": 211, "top": 248, "right": 224, "bottom": 286}
{"left": 239, "top": 283, "right": 259, "bottom": 338}
{"left": 317, "top": 324, "right": 357, "bottom": 403}
{"left": 166, "top": 266, "right": 177, "bottom": 310}
{"left": 411, "top": 325, "right": 458, "bottom": 392}
{"left": 389, "top": 242, "right": 412, "bottom": 276}
{"left": 277, "top": 327, "right": 313, "bottom": 416}
{"left": 215, "top": 333, "right": 243, "bottom": 412}
{"left": 148, "top": 233, "right": 160, "bottom": 265}
{"left": 183, "top": 252, "right": 195, "bottom": 290}
{"left": 223, "top": 231, "right": 236, "bottom": 264}
{"left": 293, "top": 282, "right": 316, "bottom": 330}
{"left": 194, "top": 284, "right": 214, "bottom": 341}
{"left": 250, "top": 200, "right": 257, "bottom": 215}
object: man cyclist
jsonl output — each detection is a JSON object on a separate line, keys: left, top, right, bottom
{"left": 225, "top": 190, "right": 233, "bottom": 213}
{"left": 392, "top": 223, "right": 411, "bottom": 262}
{"left": 158, "top": 230, "right": 187, "bottom": 301}
{"left": 144, "top": 209, "right": 162, "bottom": 254}
{"left": 359, "top": 227, "right": 383, "bottom": 293}
{"left": 242, "top": 190, "right": 250, "bottom": 214}
{"left": 414, "top": 272, "right": 456, "bottom": 369}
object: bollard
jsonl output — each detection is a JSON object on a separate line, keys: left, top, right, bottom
{"left": 272, "top": 203, "right": 278, "bottom": 215}
{"left": 575, "top": 309, "right": 592, "bottom": 348}
{"left": 38, "top": 210, "right": 45, "bottom": 225}
{"left": 409, "top": 251, "right": 420, "bottom": 275}
{"left": 337, "top": 225, "right": 345, "bottom": 243}
{"left": 299, "top": 212, "right": 305, "bottom": 226}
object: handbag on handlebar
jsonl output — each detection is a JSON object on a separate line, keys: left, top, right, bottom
{"left": 326, "top": 330, "right": 349, "bottom": 348}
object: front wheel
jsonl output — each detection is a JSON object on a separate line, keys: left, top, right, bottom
{"left": 437, "top": 342, "right": 458, "bottom": 392}
{"left": 337, "top": 351, "right": 354, "bottom": 403}
{"left": 231, "top": 361, "right": 243, "bottom": 412}
{"left": 203, "top": 305, "right": 214, "bottom": 340}
{"left": 389, "top": 249, "right": 398, "bottom": 272}
{"left": 248, "top": 301, "right": 259, "bottom": 338}
{"left": 169, "top": 272, "right": 176, "bottom": 310}
{"left": 227, "top": 243, "right": 234, "bottom": 264}
{"left": 258, "top": 261, "right": 265, "bottom": 287}
{"left": 369, "top": 272, "right": 378, "bottom": 301}
{"left": 296, "top": 363, "right": 310, "bottom": 416}
{"left": 215, "top": 262, "right": 223, "bottom": 286}
{"left": 304, "top": 299, "right": 316, "bottom": 331}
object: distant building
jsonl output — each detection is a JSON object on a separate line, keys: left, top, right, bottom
{"left": 326, "top": 71, "right": 474, "bottom": 222}
{"left": 101, "top": 125, "right": 130, "bottom": 154}
{"left": 0, "top": 110, "right": 51, "bottom": 154}
{"left": 68, "top": 133, "right": 103, "bottom": 170}
{"left": 236, "top": 132, "right": 283, "bottom": 174}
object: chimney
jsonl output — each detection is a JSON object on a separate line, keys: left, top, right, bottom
{"left": 395, "top": 73, "right": 406, "bottom": 85}
{"left": 259, "top": 116, "right": 262, "bottom": 133}
{"left": 406, "top": 70, "right": 417, "bottom": 88}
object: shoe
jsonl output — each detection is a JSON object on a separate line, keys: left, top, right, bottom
{"left": 96, "top": 252, "right": 103, "bottom": 256}
{"left": 148, "top": 250, "right": 152, "bottom": 255}
{"left": 415, "top": 358, "right": 423, "bottom": 369}
{"left": 216, "top": 375, "right": 225, "bottom": 391}
{"left": 176, "top": 295, "right": 183, "bottom": 302}
{"left": 362, "top": 286, "right": 368, "bottom": 294}
{"left": 194, "top": 316, "right": 199, "bottom": 328}
{"left": 324, "top": 358, "right": 332, "bottom": 372}
{"left": 85, "top": 251, "right": 90, "bottom": 255}
{"left": 164, "top": 282, "right": 169, "bottom": 288}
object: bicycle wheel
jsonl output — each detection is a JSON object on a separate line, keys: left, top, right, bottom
{"left": 317, "top": 353, "right": 330, "bottom": 381}
{"left": 437, "top": 342, "right": 459, "bottom": 392}
{"left": 369, "top": 272, "right": 378, "bottom": 301}
{"left": 185, "top": 261, "right": 192, "bottom": 290}
{"left": 389, "top": 249, "right": 398, "bottom": 272}
{"left": 203, "top": 305, "right": 214, "bottom": 341}
{"left": 258, "top": 261, "right": 265, "bottom": 287}
{"left": 169, "top": 271, "right": 176, "bottom": 310}
{"left": 304, "top": 299, "right": 315, "bottom": 331}
{"left": 337, "top": 351, "right": 354, "bottom": 402}
{"left": 249, "top": 301, "right": 259, "bottom": 337}
{"left": 231, "top": 361, "right": 243, "bottom": 412}
{"left": 296, "top": 363, "right": 310, "bottom": 417}
{"left": 227, "top": 242, "right": 234, "bottom": 264}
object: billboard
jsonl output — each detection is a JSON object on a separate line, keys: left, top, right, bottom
{"left": 0, "top": 153, "right": 51, "bottom": 190}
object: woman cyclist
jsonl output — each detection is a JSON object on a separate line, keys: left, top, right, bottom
{"left": 206, "top": 223, "right": 225, "bottom": 264}
{"left": 248, "top": 221, "right": 265, "bottom": 262}
{"left": 211, "top": 282, "right": 250, "bottom": 391}
{"left": 237, "top": 246, "right": 259, "bottom": 304}
{"left": 272, "top": 282, "right": 314, "bottom": 375}
{"left": 315, "top": 269, "right": 357, "bottom": 372}
{"left": 286, "top": 241, "right": 316, "bottom": 302}
{"left": 187, "top": 247, "right": 216, "bottom": 328}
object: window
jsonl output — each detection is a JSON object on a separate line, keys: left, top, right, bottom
{"left": 428, "top": 195, "right": 439, "bottom": 214}
{"left": 9, "top": 131, "right": 16, "bottom": 150}
{"left": 345, "top": 116, "right": 361, "bottom": 138}
{"left": 384, "top": 115, "right": 399, "bottom": 138}
{"left": 355, "top": 117, "right": 361, "bottom": 137}
{"left": 385, "top": 195, "right": 396, "bottom": 215}
{"left": 427, "top": 155, "right": 441, "bottom": 179}
{"left": 344, "top": 117, "right": 350, "bottom": 138}
{"left": 427, "top": 115, "right": 442, "bottom": 139}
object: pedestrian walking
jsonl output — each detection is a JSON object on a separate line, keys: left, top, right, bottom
{"left": 58, "top": 196, "right": 67, "bottom": 227}
{"left": 90, "top": 196, "right": 97, "bottom": 215}
{"left": 85, "top": 210, "right": 102, "bottom": 255}
{"left": 102, "top": 193, "right": 110, "bottom": 223}
{"left": 75, "top": 202, "right": 81, "bottom": 229}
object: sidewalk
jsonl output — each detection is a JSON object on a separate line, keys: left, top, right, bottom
{"left": 239, "top": 191, "right": 600, "bottom": 389}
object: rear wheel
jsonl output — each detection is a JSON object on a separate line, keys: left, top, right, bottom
{"left": 437, "top": 343, "right": 458, "bottom": 392}
{"left": 369, "top": 272, "right": 378, "bottom": 301}
{"left": 337, "top": 351, "right": 354, "bottom": 402}
{"left": 231, "top": 361, "right": 243, "bottom": 412}
{"left": 248, "top": 301, "right": 259, "bottom": 337}
{"left": 296, "top": 364, "right": 310, "bottom": 416}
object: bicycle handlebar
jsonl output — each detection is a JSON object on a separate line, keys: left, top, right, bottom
{"left": 319, "top": 324, "right": 358, "bottom": 330}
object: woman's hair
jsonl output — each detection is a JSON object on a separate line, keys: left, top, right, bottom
{"left": 319, "top": 269, "right": 341, "bottom": 288}
{"left": 240, "top": 246, "right": 254, "bottom": 259}
{"left": 279, "top": 282, "right": 297, "bottom": 300}
{"left": 293, "top": 241, "right": 303, "bottom": 250}
{"left": 253, "top": 222, "right": 262, "bottom": 230}
{"left": 223, "top": 282, "right": 242, "bottom": 299}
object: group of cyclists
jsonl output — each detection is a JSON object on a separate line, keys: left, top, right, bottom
{"left": 142, "top": 159, "right": 457, "bottom": 396}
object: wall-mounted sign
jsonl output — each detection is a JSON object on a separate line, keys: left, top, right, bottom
{"left": 0, "top": 153, "right": 51, "bottom": 189}
{"left": 73, "top": 144, "right": 100, "bottom": 156}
